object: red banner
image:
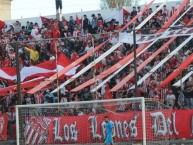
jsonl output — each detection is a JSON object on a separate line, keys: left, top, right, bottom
{"left": 24, "top": 109, "right": 193, "bottom": 144}
{"left": 0, "top": 114, "right": 8, "bottom": 141}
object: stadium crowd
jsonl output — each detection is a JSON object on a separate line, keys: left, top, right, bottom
{"left": 0, "top": 4, "right": 193, "bottom": 137}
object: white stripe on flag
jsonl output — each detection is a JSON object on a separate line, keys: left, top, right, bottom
{"left": 173, "top": 71, "right": 193, "bottom": 87}
{"left": 130, "top": 35, "right": 193, "bottom": 89}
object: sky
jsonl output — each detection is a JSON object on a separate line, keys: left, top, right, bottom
{"left": 11, "top": 0, "right": 181, "bottom": 20}
{"left": 11, "top": 0, "right": 101, "bottom": 19}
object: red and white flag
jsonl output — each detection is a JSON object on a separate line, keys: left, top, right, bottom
{"left": 27, "top": 40, "right": 108, "bottom": 94}
{"left": 0, "top": 53, "right": 78, "bottom": 82}
{"left": 0, "top": 77, "right": 45, "bottom": 96}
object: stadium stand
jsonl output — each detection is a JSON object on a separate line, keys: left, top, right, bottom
{"left": 0, "top": 0, "right": 192, "bottom": 140}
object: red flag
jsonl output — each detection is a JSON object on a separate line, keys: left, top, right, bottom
{"left": 0, "top": 53, "right": 75, "bottom": 82}
{"left": 41, "top": 16, "right": 51, "bottom": 23}
{"left": 123, "top": 8, "right": 130, "bottom": 15}
{"left": 123, "top": 8, "right": 130, "bottom": 16}
{"left": 0, "top": 20, "right": 5, "bottom": 29}
{"left": 76, "top": 15, "right": 82, "bottom": 25}
{"left": 0, "top": 77, "right": 45, "bottom": 96}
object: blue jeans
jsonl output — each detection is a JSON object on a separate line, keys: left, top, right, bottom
{"left": 186, "top": 98, "right": 193, "bottom": 108}
{"left": 56, "top": 0, "right": 62, "bottom": 10}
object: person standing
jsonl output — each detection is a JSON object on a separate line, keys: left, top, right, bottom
{"left": 85, "top": 42, "right": 94, "bottom": 63}
{"left": 55, "top": 0, "right": 62, "bottom": 14}
{"left": 97, "top": 13, "right": 104, "bottom": 27}
{"left": 104, "top": 116, "right": 114, "bottom": 145}
{"left": 165, "top": 90, "right": 176, "bottom": 108}
{"left": 44, "top": 89, "right": 56, "bottom": 103}
{"left": 184, "top": 81, "right": 193, "bottom": 109}
{"left": 177, "top": 89, "right": 184, "bottom": 109}
{"left": 130, "top": 7, "right": 137, "bottom": 19}
{"left": 162, "top": 5, "right": 169, "bottom": 17}
{"left": 91, "top": 14, "right": 98, "bottom": 34}
{"left": 83, "top": 15, "right": 90, "bottom": 32}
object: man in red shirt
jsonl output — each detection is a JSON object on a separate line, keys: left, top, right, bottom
{"left": 51, "top": 20, "right": 60, "bottom": 38}
{"left": 52, "top": 27, "right": 60, "bottom": 38}
{"left": 114, "top": 21, "right": 120, "bottom": 31}
{"left": 51, "top": 20, "right": 60, "bottom": 31}
{"left": 71, "top": 50, "right": 79, "bottom": 61}
{"left": 45, "top": 29, "right": 52, "bottom": 38}
{"left": 169, "top": 56, "right": 179, "bottom": 69}
{"left": 50, "top": 39, "right": 58, "bottom": 54}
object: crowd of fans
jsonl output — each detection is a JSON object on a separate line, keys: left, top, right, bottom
{"left": 0, "top": 4, "right": 193, "bottom": 137}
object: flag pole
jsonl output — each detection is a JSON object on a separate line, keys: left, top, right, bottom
{"left": 81, "top": 9, "right": 83, "bottom": 34}
{"left": 55, "top": 40, "right": 59, "bottom": 103}
{"left": 92, "top": 36, "right": 97, "bottom": 97}
{"left": 16, "top": 40, "right": 25, "bottom": 143}
{"left": 16, "top": 41, "right": 22, "bottom": 105}
{"left": 133, "top": 27, "right": 138, "bottom": 97}
{"left": 180, "top": 72, "right": 182, "bottom": 90}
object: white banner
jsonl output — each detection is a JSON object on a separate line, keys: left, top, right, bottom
{"left": 119, "top": 27, "right": 193, "bottom": 44}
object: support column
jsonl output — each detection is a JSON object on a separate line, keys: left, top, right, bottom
{"left": 0, "top": 0, "right": 12, "bottom": 20}
{"left": 190, "top": 0, "right": 193, "bottom": 5}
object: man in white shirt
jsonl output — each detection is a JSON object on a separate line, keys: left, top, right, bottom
{"left": 85, "top": 42, "right": 94, "bottom": 63}
{"left": 25, "top": 94, "right": 32, "bottom": 104}
{"left": 13, "top": 21, "right": 21, "bottom": 33}
{"left": 60, "top": 95, "right": 68, "bottom": 103}
{"left": 165, "top": 90, "right": 176, "bottom": 108}
{"left": 49, "top": 53, "right": 55, "bottom": 60}
{"left": 60, "top": 86, "right": 68, "bottom": 96}
{"left": 85, "top": 42, "right": 94, "bottom": 53}
{"left": 31, "top": 25, "right": 39, "bottom": 40}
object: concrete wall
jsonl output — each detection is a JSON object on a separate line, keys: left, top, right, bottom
{"left": 0, "top": 0, "right": 11, "bottom": 20}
